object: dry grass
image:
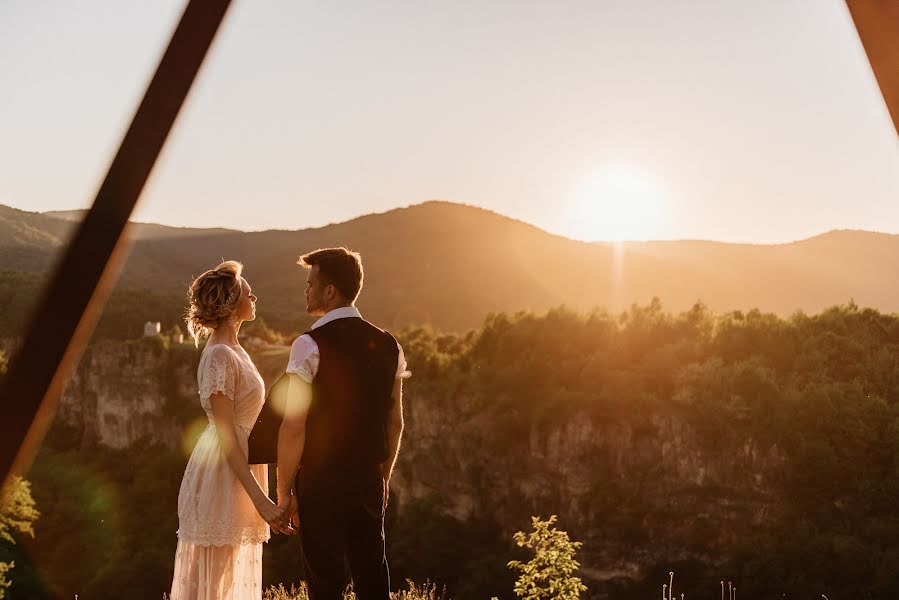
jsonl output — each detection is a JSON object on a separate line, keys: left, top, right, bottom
{"left": 262, "top": 580, "right": 445, "bottom": 600}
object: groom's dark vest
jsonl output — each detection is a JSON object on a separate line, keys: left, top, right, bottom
{"left": 301, "top": 317, "right": 399, "bottom": 472}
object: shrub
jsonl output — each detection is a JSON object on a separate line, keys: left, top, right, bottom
{"left": 507, "top": 516, "right": 586, "bottom": 600}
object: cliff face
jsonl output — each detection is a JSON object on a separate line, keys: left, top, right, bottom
{"left": 393, "top": 386, "right": 789, "bottom": 590}
{"left": 55, "top": 339, "right": 201, "bottom": 449}
{"left": 44, "top": 339, "right": 789, "bottom": 591}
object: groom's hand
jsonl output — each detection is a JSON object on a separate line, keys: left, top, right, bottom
{"left": 277, "top": 493, "right": 299, "bottom": 534}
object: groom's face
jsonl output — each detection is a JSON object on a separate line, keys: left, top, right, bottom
{"left": 304, "top": 265, "right": 328, "bottom": 316}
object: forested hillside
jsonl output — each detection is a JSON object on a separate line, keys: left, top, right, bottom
{"left": 4, "top": 302, "right": 898, "bottom": 599}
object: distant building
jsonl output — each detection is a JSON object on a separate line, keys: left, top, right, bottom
{"left": 143, "top": 322, "right": 161, "bottom": 337}
{"left": 170, "top": 333, "right": 184, "bottom": 345}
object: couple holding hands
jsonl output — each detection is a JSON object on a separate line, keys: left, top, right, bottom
{"left": 170, "top": 247, "right": 409, "bottom": 600}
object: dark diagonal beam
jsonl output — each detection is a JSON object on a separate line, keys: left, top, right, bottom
{"left": 0, "top": 0, "right": 232, "bottom": 483}
{"left": 846, "top": 0, "right": 899, "bottom": 137}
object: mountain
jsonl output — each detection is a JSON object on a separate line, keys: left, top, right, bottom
{"left": 42, "top": 208, "right": 237, "bottom": 240}
{"left": 0, "top": 203, "right": 75, "bottom": 272}
{"left": 0, "top": 201, "right": 897, "bottom": 335}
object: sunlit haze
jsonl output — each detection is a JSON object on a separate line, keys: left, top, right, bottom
{"left": 570, "top": 166, "right": 666, "bottom": 241}
{"left": 1, "top": 0, "right": 897, "bottom": 243}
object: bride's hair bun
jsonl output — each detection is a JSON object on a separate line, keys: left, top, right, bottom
{"left": 185, "top": 260, "right": 243, "bottom": 346}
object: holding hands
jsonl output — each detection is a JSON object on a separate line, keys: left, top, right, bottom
{"left": 254, "top": 494, "right": 296, "bottom": 535}
{"left": 278, "top": 492, "right": 299, "bottom": 531}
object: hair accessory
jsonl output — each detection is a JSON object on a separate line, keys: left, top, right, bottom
{"left": 225, "top": 285, "right": 240, "bottom": 306}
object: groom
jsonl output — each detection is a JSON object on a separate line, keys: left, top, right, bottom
{"left": 275, "top": 247, "right": 409, "bottom": 600}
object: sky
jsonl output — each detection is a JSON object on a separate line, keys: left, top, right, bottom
{"left": 1, "top": 0, "right": 897, "bottom": 243}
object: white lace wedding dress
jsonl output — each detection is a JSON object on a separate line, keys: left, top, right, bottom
{"left": 170, "top": 343, "right": 270, "bottom": 600}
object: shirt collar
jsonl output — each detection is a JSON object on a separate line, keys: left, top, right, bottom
{"left": 311, "top": 305, "right": 362, "bottom": 330}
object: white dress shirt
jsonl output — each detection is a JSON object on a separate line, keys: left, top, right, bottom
{"left": 286, "top": 306, "right": 411, "bottom": 383}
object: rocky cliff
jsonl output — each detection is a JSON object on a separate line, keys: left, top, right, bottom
{"left": 36, "top": 338, "right": 793, "bottom": 594}
{"left": 53, "top": 338, "right": 200, "bottom": 449}
{"left": 393, "top": 383, "right": 789, "bottom": 593}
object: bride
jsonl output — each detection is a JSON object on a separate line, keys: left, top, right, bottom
{"left": 170, "top": 260, "right": 291, "bottom": 600}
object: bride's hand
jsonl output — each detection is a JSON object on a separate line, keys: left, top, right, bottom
{"left": 255, "top": 497, "right": 291, "bottom": 534}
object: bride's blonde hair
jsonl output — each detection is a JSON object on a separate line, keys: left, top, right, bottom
{"left": 185, "top": 260, "right": 243, "bottom": 346}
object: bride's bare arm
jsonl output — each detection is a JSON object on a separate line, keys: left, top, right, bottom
{"left": 209, "top": 392, "right": 289, "bottom": 531}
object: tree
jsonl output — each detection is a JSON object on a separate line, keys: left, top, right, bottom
{"left": 507, "top": 516, "right": 587, "bottom": 600}
{"left": 242, "top": 316, "right": 285, "bottom": 344}
{"left": 0, "top": 476, "right": 39, "bottom": 598}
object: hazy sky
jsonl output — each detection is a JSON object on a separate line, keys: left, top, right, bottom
{"left": 1, "top": 0, "right": 897, "bottom": 243}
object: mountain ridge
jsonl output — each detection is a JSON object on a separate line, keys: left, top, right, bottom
{"left": 1, "top": 201, "right": 897, "bottom": 335}
{"left": 9, "top": 200, "right": 894, "bottom": 245}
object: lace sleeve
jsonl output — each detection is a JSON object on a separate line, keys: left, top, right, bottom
{"left": 199, "top": 345, "right": 239, "bottom": 400}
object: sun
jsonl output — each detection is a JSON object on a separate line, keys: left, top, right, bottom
{"left": 570, "top": 166, "right": 665, "bottom": 242}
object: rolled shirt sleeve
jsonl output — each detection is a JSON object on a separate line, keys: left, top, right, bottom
{"left": 396, "top": 342, "right": 412, "bottom": 380}
{"left": 286, "top": 334, "right": 319, "bottom": 383}
{"left": 289, "top": 333, "right": 409, "bottom": 382}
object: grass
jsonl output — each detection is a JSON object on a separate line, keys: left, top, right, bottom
{"left": 263, "top": 580, "right": 445, "bottom": 600}
{"left": 661, "top": 571, "right": 740, "bottom": 600}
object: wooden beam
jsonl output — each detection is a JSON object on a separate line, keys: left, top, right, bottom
{"left": 0, "top": 0, "right": 232, "bottom": 484}
{"left": 846, "top": 0, "right": 899, "bottom": 137}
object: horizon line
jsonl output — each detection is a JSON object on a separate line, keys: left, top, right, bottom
{"left": 3, "top": 198, "right": 898, "bottom": 247}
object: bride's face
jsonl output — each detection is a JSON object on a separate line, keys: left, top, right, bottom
{"left": 233, "top": 277, "right": 257, "bottom": 322}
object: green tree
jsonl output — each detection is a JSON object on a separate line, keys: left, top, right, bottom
{"left": 0, "top": 476, "right": 39, "bottom": 598}
{"left": 242, "top": 316, "right": 285, "bottom": 344}
{"left": 507, "top": 516, "right": 587, "bottom": 600}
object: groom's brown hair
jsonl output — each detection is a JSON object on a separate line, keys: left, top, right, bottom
{"left": 298, "top": 247, "right": 364, "bottom": 303}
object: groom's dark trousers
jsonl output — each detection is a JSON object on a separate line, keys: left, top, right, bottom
{"left": 295, "top": 317, "right": 399, "bottom": 600}
{"left": 297, "top": 465, "right": 388, "bottom": 600}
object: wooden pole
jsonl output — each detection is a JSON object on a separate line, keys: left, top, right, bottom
{"left": 846, "top": 0, "right": 899, "bottom": 137}
{"left": 0, "top": 0, "right": 233, "bottom": 484}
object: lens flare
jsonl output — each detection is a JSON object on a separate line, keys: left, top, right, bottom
{"left": 181, "top": 417, "right": 211, "bottom": 458}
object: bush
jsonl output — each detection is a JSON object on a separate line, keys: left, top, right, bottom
{"left": 507, "top": 516, "right": 586, "bottom": 600}
{"left": 0, "top": 477, "right": 39, "bottom": 598}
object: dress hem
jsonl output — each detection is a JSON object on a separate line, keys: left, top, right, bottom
{"left": 176, "top": 530, "right": 271, "bottom": 547}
